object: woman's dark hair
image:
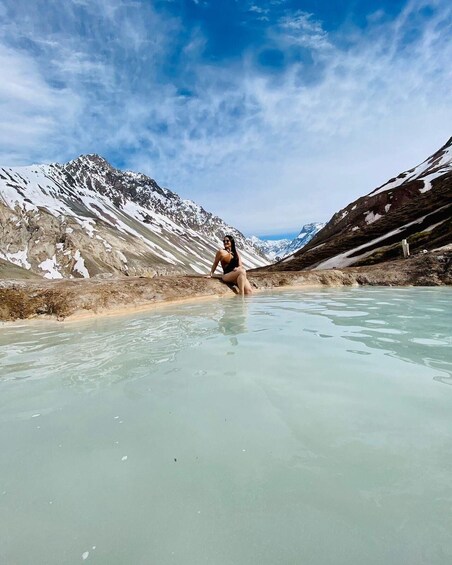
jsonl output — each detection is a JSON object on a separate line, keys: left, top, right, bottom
{"left": 224, "top": 234, "right": 239, "bottom": 268}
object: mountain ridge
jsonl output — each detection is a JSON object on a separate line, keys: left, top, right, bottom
{"left": 0, "top": 155, "right": 268, "bottom": 279}
{"left": 264, "top": 137, "right": 452, "bottom": 271}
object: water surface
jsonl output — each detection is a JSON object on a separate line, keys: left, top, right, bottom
{"left": 1, "top": 288, "right": 451, "bottom": 564}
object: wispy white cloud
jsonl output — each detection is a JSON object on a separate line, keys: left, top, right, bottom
{"left": 277, "top": 10, "right": 331, "bottom": 50}
{"left": 0, "top": 40, "right": 83, "bottom": 162}
{"left": 249, "top": 5, "right": 268, "bottom": 14}
{"left": 0, "top": 0, "right": 450, "bottom": 235}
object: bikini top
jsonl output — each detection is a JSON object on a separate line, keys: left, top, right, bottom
{"left": 222, "top": 252, "right": 239, "bottom": 274}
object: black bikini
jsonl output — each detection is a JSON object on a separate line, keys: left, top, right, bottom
{"left": 222, "top": 253, "right": 239, "bottom": 274}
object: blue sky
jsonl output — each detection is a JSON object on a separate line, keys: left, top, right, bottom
{"left": 0, "top": 0, "right": 451, "bottom": 237}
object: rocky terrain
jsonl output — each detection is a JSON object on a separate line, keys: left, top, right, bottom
{"left": 1, "top": 248, "right": 450, "bottom": 322}
{"left": 0, "top": 155, "right": 267, "bottom": 279}
{"left": 0, "top": 257, "right": 42, "bottom": 280}
{"left": 265, "top": 138, "right": 452, "bottom": 271}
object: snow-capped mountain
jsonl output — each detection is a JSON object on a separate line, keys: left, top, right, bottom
{"left": 249, "top": 223, "right": 325, "bottom": 261}
{"left": 0, "top": 155, "right": 268, "bottom": 279}
{"left": 247, "top": 236, "right": 291, "bottom": 261}
{"left": 280, "top": 223, "right": 325, "bottom": 258}
{"left": 267, "top": 137, "right": 452, "bottom": 271}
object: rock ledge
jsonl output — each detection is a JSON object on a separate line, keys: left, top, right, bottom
{"left": 1, "top": 251, "right": 450, "bottom": 322}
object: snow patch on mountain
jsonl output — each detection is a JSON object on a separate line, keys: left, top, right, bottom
{"left": 371, "top": 139, "right": 452, "bottom": 197}
{"left": 314, "top": 207, "right": 450, "bottom": 270}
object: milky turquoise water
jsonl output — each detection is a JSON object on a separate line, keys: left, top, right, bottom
{"left": 0, "top": 287, "right": 451, "bottom": 565}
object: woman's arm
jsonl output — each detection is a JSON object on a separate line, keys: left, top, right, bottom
{"left": 237, "top": 251, "right": 243, "bottom": 268}
{"left": 209, "top": 250, "right": 222, "bottom": 277}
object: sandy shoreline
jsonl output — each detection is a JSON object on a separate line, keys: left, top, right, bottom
{"left": 0, "top": 250, "right": 450, "bottom": 323}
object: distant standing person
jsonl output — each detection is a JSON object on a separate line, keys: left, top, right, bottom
{"left": 208, "top": 235, "right": 253, "bottom": 295}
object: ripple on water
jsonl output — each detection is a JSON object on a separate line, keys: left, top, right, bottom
{"left": 366, "top": 328, "right": 406, "bottom": 335}
{"left": 411, "top": 338, "right": 451, "bottom": 347}
{"left": 322, "top": 310, "right": 370, "bottom": 317}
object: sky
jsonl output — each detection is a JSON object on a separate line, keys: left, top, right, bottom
{"left": 0, "top": 0, "right": 451, "bottom": 238}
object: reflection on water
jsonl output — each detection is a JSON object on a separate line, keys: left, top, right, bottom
{"left": 0, "top": 288, "right": 452, "bottom": 565}
{"left": 0, "top": 288, "right": 451, "bottom": 391}
{"left": 218, "top": 299, "right": 248, "bottom": 345}
{"left": 0, "top": 288, "right": 450, "bottom": 389}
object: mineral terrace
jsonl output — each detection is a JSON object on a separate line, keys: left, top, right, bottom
{"left": 1, "top": 250, "right": 450, "bottom": 322}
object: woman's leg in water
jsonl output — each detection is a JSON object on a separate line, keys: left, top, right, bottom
{"left": 236, "top": 272, "right": 246, "bottom": 295}
{"left": 237, "top": 267, "right": 253, "bottom": 295}
{"left": 222, "top": 269, "right": 242, "bottom": 294}
{"left": 222, "top": 267, "right": 252, "bottom": 296}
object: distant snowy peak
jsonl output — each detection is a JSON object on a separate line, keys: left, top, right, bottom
{"left": 295, "top": 223, "right": 326, "bottom": 241}
{"left": 248, "top": 236, "right": 291, "bottom": 260}
{"left": 249, "top": 223, "right": 325, "bottom": 261}
{"left": 282, "top": 223, "right": 325, "bottom": 257}
{"left": 0, "top": 155, "right": 267, "bottom": 279}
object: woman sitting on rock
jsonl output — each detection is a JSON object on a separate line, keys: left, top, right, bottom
{"left": 208, "top": 235, "right": 252, "bottom": 295}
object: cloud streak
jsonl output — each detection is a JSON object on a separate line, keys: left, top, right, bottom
{"left": 0, "top": 0, "right": 451, "bottom": 235}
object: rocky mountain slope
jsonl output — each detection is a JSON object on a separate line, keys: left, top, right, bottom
{"left": 250, "top": 223, "right": 325, "bottom": 261}
{"left": 0, "top": 155, "right": 267, "bottom": 279}
{"left": 266, "top": 137, "right": 452, "bottom": 271}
